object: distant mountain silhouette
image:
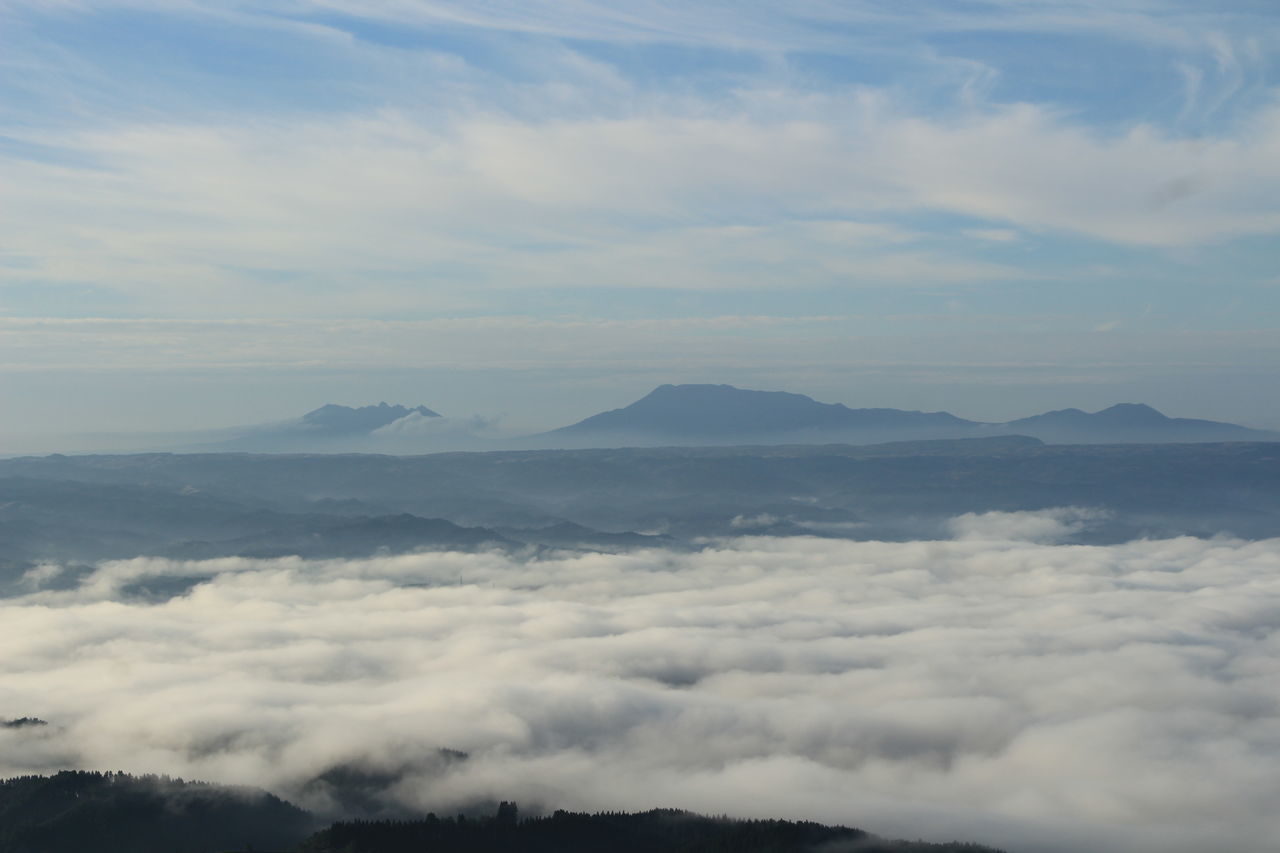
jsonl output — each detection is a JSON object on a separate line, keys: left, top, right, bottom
{"left": 172, "top": 388, "right": 1279, "bottom": 454}
{"left": 542, "top": 384, "right": 970, "bottom": 446}
{"left": 999, "top": 402, "right": 1267, "bottom": 443}
{"left": 198, "top": 403, "right": 443, "bottom": 451}
{"left": 299, "top": 403, "right": 440, "bottom": 435}
{"left": 537, "top": 384, "right": 1278, "bottom": 447}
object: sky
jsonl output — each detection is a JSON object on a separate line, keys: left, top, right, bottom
{"left": 2, "top": 1, "right": 1279, "bottom": 447}
{"left": 4, "top": 517, "right": 1279, "bottom": 852}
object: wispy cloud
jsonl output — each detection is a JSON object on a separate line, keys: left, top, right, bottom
{"left": 13, "top": 1, "right": 1266, "bottom": 53}
{"left": 5, "top": 96, "right": 1279, "bottom": 322}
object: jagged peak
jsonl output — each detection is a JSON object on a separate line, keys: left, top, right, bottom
{"left": 303, "top": 402, "right": 440, "bottom": 420}
{"left": 294, "top": 402, "right": 442, "bottom": 436}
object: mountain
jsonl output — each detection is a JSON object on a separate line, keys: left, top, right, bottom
{"left": 113, "top": 388, "right": 1279, "bottom": 456}
{"left": 536, "top": 384, "right": 1279, "bottom": 448}
{"left": 297, "top": 403, "right": 440, "bottom": 435}
{"left": 0, "top": 771, "right": 313, "bottom": 853}
{"left": 1000, "top": 402, "right": 1269, "bottom": 443}
{"left": 540, "top": 384, "right": 971, "bottom": 446}
{"left": 0, "top": 774, "right": 1004, "bottom": 853}
{"left": 198, "top": 403, "right": 443, "bottom": 452}
{"left": 301, "top": 807, "right": 1005, "bottom": 853}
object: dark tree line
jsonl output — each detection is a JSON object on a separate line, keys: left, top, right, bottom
{"left": 0, "top": 772, "right": 1007, "bottom": 853}
{"left": 299, "top": 805, "right": 1007, "bottom": 853}
{"left": 0, "top": 770, "right": 312, "bottom": 853}
{"left": 1, "top": 718, "right": 46, "bottom": 728}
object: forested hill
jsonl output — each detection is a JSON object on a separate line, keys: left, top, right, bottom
{"left": 0, "top": 772, "right": 1006, "bottom": 853}
{"left": 297, "top": 807, "right": 1006, "bottom": 853}
{"left": 0, "top": 771, "right": 312, "bottom": 853}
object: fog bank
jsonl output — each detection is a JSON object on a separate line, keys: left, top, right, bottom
{"left": 2, "top": 520, "right": 1278, "bottom": 852}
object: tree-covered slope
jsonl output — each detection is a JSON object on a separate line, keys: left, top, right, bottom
{"left": 299, "top": 807, "right": 1005, "bottom": 853}
{"left": 0, "top": 771, "right": 313, "bottom": 853}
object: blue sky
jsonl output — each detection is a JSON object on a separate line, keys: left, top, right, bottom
{"left": 1, "top": 1, "right": 1278, "bottom": 446}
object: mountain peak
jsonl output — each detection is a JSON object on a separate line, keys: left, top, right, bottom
{"left": 547, "top": 384, "right": 967, "bottom": 444}
{"left": 300, "top": 403, "right": 441, "bottom": 435}
{"left": 536, "top": 385, "right": 1276, "bottom": 449}
{"left": 648, "top": 383, "right": 749, "bottom": 395}
{"left": 1093, "top": 403, "right": 1168, "bottom": 423}
{"left": 1008, "top": 403, "right": 1170, "bottom": 428}
{"left": 636, "top": 383, "right": 848, "bottom": 410}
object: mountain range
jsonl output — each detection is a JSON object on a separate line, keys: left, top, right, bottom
{"left": 533, "top": 384, "right": 1278, "bottom": 447}
{"left": 191, "top": 402, "right": 443, "bottom": 452}
{"left": 190, "top": 385, "right": 1278, "bottom": 453}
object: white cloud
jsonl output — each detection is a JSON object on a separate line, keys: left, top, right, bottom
{"left": 2, "top": 526, "right": 1279, "bottom": 852}
{"left": 947, "top": 507, "right": 1110, "bottom": 543}
{"left": 369, "top": 412, "right": 507, "bottom": 448}
{"left": 0, "top": 1, "right": 1275, "bottom": 335}
{"left": 5, "top": 94, "right": 1278, "bottom": 320}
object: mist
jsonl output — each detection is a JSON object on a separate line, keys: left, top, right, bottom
{"left": 3, "top": 516, "right": 1277, "bottom": 852}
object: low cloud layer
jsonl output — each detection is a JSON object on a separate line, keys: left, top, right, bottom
{"left": 946, "top": 507, "right": 1111, "bottom": 543}
{"left": 369, "top": 412, "right": 508, "bottom": 449}
{"left": 2, "top": 519, "right": 1278, "bottom": 852}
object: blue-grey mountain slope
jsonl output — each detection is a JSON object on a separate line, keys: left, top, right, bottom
{"left": 539, "top": 384, "right": 972, "bottom": 447}
{"left": 997, "top": 402, "right": 1269, "bottom": 443}
{"left": 196, "top": 403, "right": 442, "bottom": 452}
{"left": 536, "top": 384, "right": 1279, "bottom": 447}
{"left": 296, "top": 402, "right": 440, "bottom": 434}
{"left": 165, "top": 386, "right": 1279, "bottom": 454}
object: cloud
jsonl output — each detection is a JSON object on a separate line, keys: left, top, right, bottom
{"left": 5, "top": 94, "right": 1278, "bottom": 323}
{"left": 10, "top": 1, "right": 1267, "bottom": 56}
{"left": 729, "top": 513, "right": 780, "bottom": 530}
{"left": 367, "top": 412, "right": 508, "bottom": 449}
{"left": 947, "top": 507, "right": 1110, "bottom": 543}
{"left": 1, "top": 0, "right": 1277, "bottom": 431}
{"left": 2, "top": 524, "right": 1278, "bottom": 852}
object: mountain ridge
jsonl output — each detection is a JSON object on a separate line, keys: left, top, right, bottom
{"left": 556, "top": 384, "right": 969, "bottom": 438}
{"left": 183, "top": 386, "right": 1278, "bottom": 454}
{"left": 537, "top": 384, "right": 1277, "bottom": 447}
{"left": 298, "top": 402, "right": 441, "bottom": 434}
{"left": 194, "top": 402, "right": 445, "bottom": 452}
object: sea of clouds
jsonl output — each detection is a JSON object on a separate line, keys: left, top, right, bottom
{"left": 2, "top": 510, "right": 1278, "bottom": 853}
